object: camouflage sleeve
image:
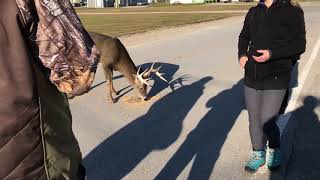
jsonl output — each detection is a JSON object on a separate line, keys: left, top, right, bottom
{"left": 16, "top": 0, "right": 99, "bottom": 96}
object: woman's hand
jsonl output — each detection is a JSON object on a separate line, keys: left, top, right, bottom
{"left": 239, "top": 56, "right": 249, "bottom": 69}
{"left": 253, "top": 50, "right": 271, "bottom": 63}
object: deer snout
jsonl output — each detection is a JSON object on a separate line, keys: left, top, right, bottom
{"left": 141, "top": 95, "right": 148, "bottom": 101}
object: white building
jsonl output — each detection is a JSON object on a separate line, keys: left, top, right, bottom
{"left": 170, "top": 0, "right": 205, "bottom": 4}
{"left": 170, "top": 0, "right": 192, "bottom": 3}
{"left": 87, "top": 0, "right": 105, "bottom": 7}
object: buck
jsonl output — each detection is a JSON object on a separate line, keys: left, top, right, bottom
{"left": 89, "top": 32, "right": 167, "bottom": 103}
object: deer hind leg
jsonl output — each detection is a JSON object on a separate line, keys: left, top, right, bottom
{"left": 103, "top": 67, "right": 117, "bottom": 103}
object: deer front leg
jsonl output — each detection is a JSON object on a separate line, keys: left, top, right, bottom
{"left": 110, "top": 79, "right": 119, "bottom": 96}
{"left": 103, "top": 67, "right": 117, "bottom": 103}
{"left": 107, "top": 67, "right": 119, "bottom": 96}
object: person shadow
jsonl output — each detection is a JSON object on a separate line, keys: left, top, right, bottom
{"left": 270, "top": 96, "right": 320, "bottom": 180}
{"left": 155, "top": 79, "right": 245, "bottom": 180}
{"left": 83, "top": 76, "right": 213, "bottom": 180}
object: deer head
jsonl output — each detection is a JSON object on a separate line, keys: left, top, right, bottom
{"left": 133, "top": 62, "right": 168, "bottom": 100}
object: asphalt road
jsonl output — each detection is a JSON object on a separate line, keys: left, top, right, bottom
{"left": 70, "top": 2, "right": 320, "bottom": 180}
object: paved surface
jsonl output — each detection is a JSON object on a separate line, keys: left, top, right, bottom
{"left": 70, "top": 2, "right": 320, "bottom": 180}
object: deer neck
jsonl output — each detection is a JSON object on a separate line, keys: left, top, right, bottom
{"left": 122, "top": 61, "right": 138, "bottom": 85}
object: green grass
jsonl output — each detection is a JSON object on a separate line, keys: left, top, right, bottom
{"left": 76, "top": 3, "right": 254, "bottom": 13}
{"left": 78, "top": 3, "right": 252, "bottom": 37}
{"left": 80, "top": 13, "right": 240, "bottom": 37}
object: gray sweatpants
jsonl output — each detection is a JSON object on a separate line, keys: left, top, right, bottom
{"left": 244, "top": 85, "right": 286, "bottom": 150}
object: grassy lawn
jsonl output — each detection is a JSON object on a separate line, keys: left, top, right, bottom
{"left": 78, "top": 4, "right": 252, "bottom": 37}
{"left": 80, "top": 13, "right": 241, "bottom": 37}
{"left": 76, "top": 3, "right": 254, "bottom": 13}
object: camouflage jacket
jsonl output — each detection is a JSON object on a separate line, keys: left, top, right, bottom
{"left": 0, "top": 0, "right": 98, "bottom": 179}
{"left": 16, "top": 0, "right": 99, "bottom": 96}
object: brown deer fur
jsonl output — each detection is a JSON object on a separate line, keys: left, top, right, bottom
{"left": 89, "top": 32, "right": 148, "bottom": 103}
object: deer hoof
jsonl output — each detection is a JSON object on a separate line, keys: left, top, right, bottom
{"left": 107, "top": 97, "right": 117, "bottom": 103}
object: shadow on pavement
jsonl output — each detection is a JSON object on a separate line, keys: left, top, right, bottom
{"left": 90, "top": 75, "right": 124, "bottom": 91}
{"left": 270, "top": 96, "right": 320, "bottom": 180}
{"left": 139, "top": 62, "right": 180, "bottom": 97}
{"left": 84, "top": 76, "right": 213, "bottom": 180}
{"left": 155, "top": 79, "right": 245, "bottom": 180}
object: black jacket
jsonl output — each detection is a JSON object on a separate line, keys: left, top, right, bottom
{"left": 238, "top": 0, "right": 306, "bottom": 90}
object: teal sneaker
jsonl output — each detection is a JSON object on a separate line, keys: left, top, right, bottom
{"left": 245, "top": 150, "right": 266, "bottom": 173}
{"left": 268, "top": 148, "right": 281, "bottom": 170}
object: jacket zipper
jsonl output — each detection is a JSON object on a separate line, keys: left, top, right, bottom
{"left": 255, "top": 7, "right": 266, "bottom": 80}
{"left": 254, "top": 63, "right": 257, "bottom": 80}
{"left": 253, "top": 4, "right": 269, "bottom": 80}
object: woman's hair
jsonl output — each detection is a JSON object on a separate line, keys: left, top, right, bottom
{"left": 290, "top": 0, "right": 301, "bottom": 6}
{"left": 260, "top": 0, "right": 301, "bottom": 7}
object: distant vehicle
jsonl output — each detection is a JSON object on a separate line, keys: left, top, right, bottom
{"left": 137, "top": 0, "right": 149, "bottom": 5}
{"left": 220, "top": 0, "right": 231, "bottom": 2}
{"left": 81, "top": 0, "right": 87, "bottom": 6}
{"left": 72, "top": 2, "right": 82, "bottom": 7}
{"left": 172, "top": 1, "right": 182, "bottom": 4}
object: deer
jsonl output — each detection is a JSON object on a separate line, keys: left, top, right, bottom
{"left": 89, "top": 32, "right": 168, "bottom": 103}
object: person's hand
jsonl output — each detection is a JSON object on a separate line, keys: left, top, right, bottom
{"left": 239, "top": 56, "right": 249, "bottom": 69}
{"left": 253, "top": 50, "right": 271, "bottom": 63}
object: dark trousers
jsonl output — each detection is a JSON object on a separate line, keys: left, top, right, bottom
{"left": 77, "top": 164, "right": 86, "bottom": 180}
{"left": 279, "top": 60, "right": 298, "bottom": 114}
{"left": 279, "top": 89, "right": 290, "bottom": 114}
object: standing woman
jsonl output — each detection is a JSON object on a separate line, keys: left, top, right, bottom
{"left": 238, "top": 0, "right": 306, "bottom": 173}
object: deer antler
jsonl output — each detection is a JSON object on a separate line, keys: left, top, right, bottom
{"left": 142, "top": 62, "right": 155, "bottom": 78}
{"left": 143, "top": 62, "right": 168, "bottom": 82}
{"left": 153, "top": 66, "right": 168, "bottom": 82}
{"left": 137, "top": 67, "right": 151, "bottom": 87}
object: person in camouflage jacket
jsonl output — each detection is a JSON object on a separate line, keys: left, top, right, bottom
{"left": 0, "top": 0, "right": 99, "bottom": 179}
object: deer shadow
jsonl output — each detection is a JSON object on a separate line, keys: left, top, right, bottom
{"left": 83, "top": 76, "right": 213, "bottom": 180}
{"left": 155, "top": 79, "right": 245, "bottom": 180}
{"left": 270, "top": 96, "right": 320, "bottom": 180}
{"left": 90, "top": 75, "right": 124, "bottom": 91}
{"left": 139, "top": 62, "right": 180, "bottom": 97}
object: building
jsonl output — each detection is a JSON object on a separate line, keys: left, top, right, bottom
{"left": 78, "top": 0, "right": 158, "bottom": 7}
{"left": 170, "top": 0, "right": 204, "bottom": 3}
{"left": 87, "top": 0, "right": 105, "bottom": 7}
{"left": 86, "top": 0, "right": 133, "bottom": 7}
